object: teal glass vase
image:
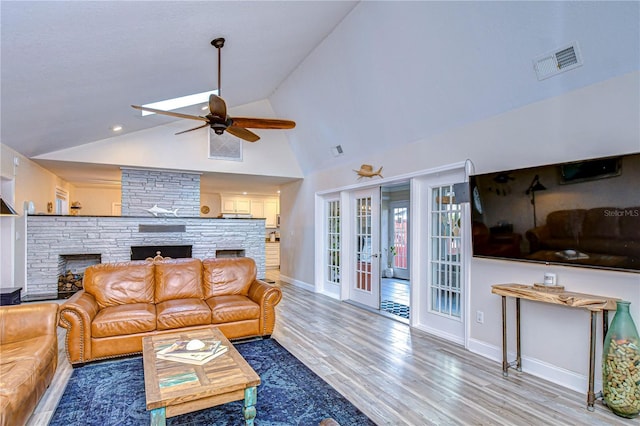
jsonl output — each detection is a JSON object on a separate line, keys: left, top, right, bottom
{"left": 602, "top": 301, "right": 640, "bottom": 418}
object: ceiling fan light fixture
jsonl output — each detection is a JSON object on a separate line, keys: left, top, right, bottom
{"left": 131, "top": 37, "right": 295, "bottom": 143}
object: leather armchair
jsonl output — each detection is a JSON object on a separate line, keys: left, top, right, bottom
{"left": 0, "top": 303, "right": 59, "bottom": 426}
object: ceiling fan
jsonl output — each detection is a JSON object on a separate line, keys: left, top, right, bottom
{"left": 131, "top": 38, "right": 295, "bottom": 142}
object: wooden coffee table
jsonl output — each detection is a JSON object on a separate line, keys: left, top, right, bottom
{"left": 142, "top": 326, "right": 260, "bottom": 426}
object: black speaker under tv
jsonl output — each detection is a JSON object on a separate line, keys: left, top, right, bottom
{"left": 469, "top": 152, "right": 639, "bottom": 272}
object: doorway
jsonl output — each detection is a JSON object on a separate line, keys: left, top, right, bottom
{"left": 380, "top": 183, "right": 411, "bottom": 321}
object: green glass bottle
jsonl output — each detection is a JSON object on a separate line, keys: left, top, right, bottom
{"left": 602, "top": 301, "right": 640, "bottom": 418}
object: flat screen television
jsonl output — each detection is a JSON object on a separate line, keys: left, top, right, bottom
{"left": 469, "top": 152, "right": 640, "bottom": 272}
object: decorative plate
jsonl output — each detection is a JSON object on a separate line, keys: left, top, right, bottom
{"left": 200, "top": 205, "right": 210, "bottom": 214}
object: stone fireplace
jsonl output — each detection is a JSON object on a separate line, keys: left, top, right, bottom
{"left": 25, "top": 216, "right": 266, "bottom": 301}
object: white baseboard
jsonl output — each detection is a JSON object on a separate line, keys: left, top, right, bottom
{"left": 278, "top": 274, "right": 315, "bottom": 293}
{"left": 414, "top": 324, "right": 465, "bottom": 346}
{"left": 466, "top": 338, "right": 597, "bottom": 394}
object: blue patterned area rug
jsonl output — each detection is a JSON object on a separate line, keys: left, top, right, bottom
{"left": 50, "top": 338, "right": 374, "bottom": 426}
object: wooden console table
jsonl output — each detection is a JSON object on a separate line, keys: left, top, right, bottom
{"left": 491, "top": 283, "right": 618, "bottom": 411}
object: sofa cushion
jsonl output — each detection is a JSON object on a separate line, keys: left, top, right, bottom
{"left": 206, "top": 295, "right": 260, "bottom": 324}
{"left": 84, "top": 261, "right": 155, "bottom": 309}
{"left": 0, "top": 359, "right": 36, "bottom": 394}
{"left": 92, "top": 303, "right": 156, "bottom": 338}
{"left": 156, "top": 298, "right": 211, "bottom": 330}
{"left": 154, "top": 258, "right": 203, "bottom": 303}
{"left": 202, "top": 257, "right": 256, "bottom": 298}
{"left": 582, "top": 207, "right": 621, "bottom": 238}
{"left": 546, "top": 209, "right": 586, "bottom": 239}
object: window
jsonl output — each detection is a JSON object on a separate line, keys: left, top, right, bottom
{"left": 55, "top": 187, "right": 69, "bottom": 215}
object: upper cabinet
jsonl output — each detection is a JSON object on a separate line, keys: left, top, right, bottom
{"left": 221, "top": 198, "right": 250, "bottom": 214}
{"left": 221, "top": 194, "right": 279, "bottom": 227}
{"left": 264, "top": 199, "right": 279, "bottom": 228}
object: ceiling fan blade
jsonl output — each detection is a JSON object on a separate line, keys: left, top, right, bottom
{"left": 175, "top": 123, "right": 209, "bottom": 135}
{"left": 131, "top": 105, "right": 208, "bottom": 122}
{"left": 208, "top": 94, "right": 227, "bottom": 119}
{"left": 226, "top": 126, "right": 260, "bottom": 142}
{"left": 231, "top": 117, "right": 296, "bottom": 129}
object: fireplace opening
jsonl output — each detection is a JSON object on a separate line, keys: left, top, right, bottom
{"left": 215, "top": 249, "right": 246, "bottom": 258}
{"left": 58, "top": 254, "right": 101, "bottom": 299}
{"left": 130, "top": 245, "right": 192, "bottom": 261}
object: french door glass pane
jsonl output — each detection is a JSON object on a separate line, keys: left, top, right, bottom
{"left": 393, "top": 207, "right": 408, "bottom": 269}
{"left": 327, "top": 200, "right": 341, "bottom": 284}
{"left": 355, "top": 196, "right": 372, "bottom": 292}
{"left": 429, "top": 185, "right": 462, "bottom": 318}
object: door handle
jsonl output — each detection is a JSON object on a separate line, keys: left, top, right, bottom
{"left": 372, "top": 253, "right": 379, "bottom": 258}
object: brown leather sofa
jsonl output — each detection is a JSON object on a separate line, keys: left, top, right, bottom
{"left": 59, "top": 257, "right": 282, "bottom": 365}
{"left": 0, "top": 303, "right": 59, "bottom": 426}
{"left": 526, "top": 207, "right": 640, "bottom": 260}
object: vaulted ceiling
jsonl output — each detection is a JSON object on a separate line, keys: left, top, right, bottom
{"left": 2, "top": 1, "right": 638, "bottom": 191}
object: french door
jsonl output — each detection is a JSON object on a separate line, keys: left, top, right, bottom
{"left": 423, "top": 182, "right": 465, "bottom": 341}
{"left": 390, "top": 201, "right": 410, "bottom": 280}
{"left": 349, "top": 188, "right": 380, "bottom": 309}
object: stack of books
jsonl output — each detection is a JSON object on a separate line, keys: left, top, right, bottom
{"left": 156, "top": 339, "right": 228, "bottom": 365}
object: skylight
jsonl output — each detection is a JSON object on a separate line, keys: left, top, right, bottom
{"left": 140, "top": 89, "right": 219, "bottom": 116}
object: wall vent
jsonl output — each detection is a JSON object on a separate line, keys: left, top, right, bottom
{"left": 209, "top": 130, "right": 242, "bottom": 161}
{"left": 330, "top": 145, "right": 344, "bottom": 157}
{"left": 534, "top": 42, "right": 582, "bottom": 80}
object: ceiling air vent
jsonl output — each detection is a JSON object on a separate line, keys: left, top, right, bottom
{"left": 534, "top": 42, "right": 582, "bottom": 81}
{"left": 208, "top": 129, "right": 242, "bottom": 161}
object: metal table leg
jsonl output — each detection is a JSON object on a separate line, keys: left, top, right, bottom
{"left": 587, "top": 311, "right": 597, "bottom": 411}
{"left": 501, "top": 296, "right": 508, "bottom": 376}
{"left": 516, "top": 297, "right": 522, "bottom": 372}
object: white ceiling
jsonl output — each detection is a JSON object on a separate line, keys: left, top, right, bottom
{"left": 0, "top": 1, "right": 358, "bottom": 191}
{"left": 2, "top": 1, "right": 638, "bottom": 195}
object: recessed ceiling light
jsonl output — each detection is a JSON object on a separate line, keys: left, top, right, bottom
{"left": 140, "top": 89, "right": 219, "bottom": 116}
{"left": 112, "top": 125, "right": 123, "bottom": 132}
{"left": 242, "top": 192, "right": 247, "bottom": 195}
{"left": 277, "top": 190, "right": 281, "bottom": 194}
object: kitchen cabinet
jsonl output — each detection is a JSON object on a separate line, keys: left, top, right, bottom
{"left": 221, "top": 197, "right": 250, "bottom": 214}
{"left": 264, "top": 199, "right": 279, "bottom": 228}
{"left": 221, "top": 195, "right": 279, "bottom": 227}
{"left": 265, "top": 242, "right": 280, "bottom": 269}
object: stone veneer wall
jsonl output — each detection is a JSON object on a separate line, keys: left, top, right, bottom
{"left": 121, "top": 168, "right": 200, "bottom": 217}
{"left": 25, "top": 216, "right": 265, "bottom": 301}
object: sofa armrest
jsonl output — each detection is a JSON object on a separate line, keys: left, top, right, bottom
{"left": 59, "top": 290, "right": 99, "bottom": 364}
{"left": 247, "top": 279, "right": 283, "bottom": 336}
{"left": 526, "top": 226, "right": 550, "bottom": 253}
{"left": 0, "top": 303, "right": 59, "bottom": 344}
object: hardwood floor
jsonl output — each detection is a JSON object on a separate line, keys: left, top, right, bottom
{"left": 28, "top": 274, "right": 633, "bottom": 425}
